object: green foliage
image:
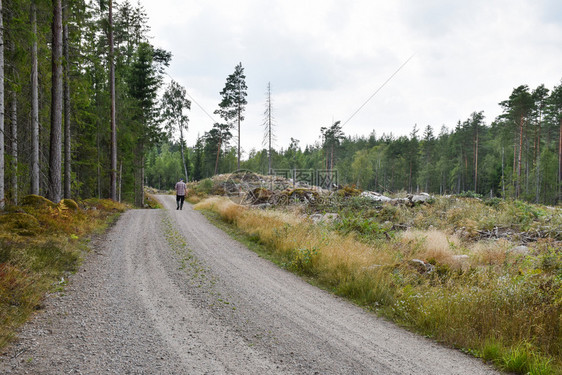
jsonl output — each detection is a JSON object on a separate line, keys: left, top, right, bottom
{"left": 334, "top": 215, "right": 391, "bottom": 241}
{"left": 290, "top": 247, "right": 319, "bottom": 275}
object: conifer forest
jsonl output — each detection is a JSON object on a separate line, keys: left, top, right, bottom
{"left": 0, "top": 0, "right": 561, "bottom": 208}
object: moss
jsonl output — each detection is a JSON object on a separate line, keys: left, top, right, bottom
{"left": 0, "top": 213, "right": 41, "bottom": 236}
{"left": 60, "top": 199, "right": 79, "bottom": 211}
{"left": 20, "top": 194, "right": 57, "bottom": 209}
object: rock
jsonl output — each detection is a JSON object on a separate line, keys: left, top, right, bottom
{"left": 309, "top": 214, "right": 323, "bottom": 223}
{"left": 322, "top": 213, "right": 339, "bottom": 222}
{"left": 510, "top": 245, "right": 530, "bottom": 256}
{"left": 409, "top": 259, "right": 435, "bottom": 274}
{"left": 410, "top": 193, "right": 433, "bottom": 203}
{"left": 360, "top": 191, "right": 392, "bottom": 202}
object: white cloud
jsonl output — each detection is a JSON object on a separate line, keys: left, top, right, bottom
{"left": 140, "top": 0, "right": 562, "bottom": 157}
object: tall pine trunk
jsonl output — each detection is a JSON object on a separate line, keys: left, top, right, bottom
{"left": 63, "top": 3, "right": 71, "bottom": 199}
{"left": 48, "top": 0, "right": 63, "bottom": 203}
{"left": 237, "top": 106, "right": 241, "bottom": 170}
{"left": 0, "top": 0, "right": 4, "bottom": 210}
{"left": 179, "top": 125, "right": 188, "bottom": 180}
{"left": 214, "top": 137, "right": 221, "bottom": 175}
{"left": 10, "top": 88, "right": 17, "bottom": 204}
{"left": 474, "top": 123, "right": 479, "bottom": 193}
{"left": 517, "top": 114, "right": 524, "bottom": 198}
{"left": 109, "top": 0, "right": 117, "bottom": 200}
{"left": 558, "top": 118, "right": 562, "bottom": 203}
{"left": 31, "top": 1, "right": 40, "bottom": 195}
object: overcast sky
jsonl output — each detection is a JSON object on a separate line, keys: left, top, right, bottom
{"left": 140, "top": 0, "right": 562, "bottom": 157}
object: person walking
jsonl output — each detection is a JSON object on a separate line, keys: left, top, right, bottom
{"left": 175, "top": 178, "right": 187, "bottom": 210}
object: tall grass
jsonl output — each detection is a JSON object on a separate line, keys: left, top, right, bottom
{"left": 0, "top": 195, "right": 127, "bottom": 348}
{"left": 195, "top": 196, "right": 562, "bottom": 374}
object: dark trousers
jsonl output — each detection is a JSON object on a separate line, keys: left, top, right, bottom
{"left": 176, "top": 195, "right": 185, "bottom": 209}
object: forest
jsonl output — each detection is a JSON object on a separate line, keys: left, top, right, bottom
{"left": 148, "top": 84, "right": 562, "bottom": 205}
{"left": 0, "top": 0, "right": 561, "bottom": 208}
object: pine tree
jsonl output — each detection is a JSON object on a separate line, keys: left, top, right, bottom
{"left": 48, "top": 0, "right": 63, "bottom": 204}
{"left": 215, "top": 62, "right": 247, "bottom": 170}
{"left": 162, "top": 80, "right": 191, "bottom": 181}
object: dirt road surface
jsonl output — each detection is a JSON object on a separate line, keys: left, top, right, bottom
{"left": 0, "top": 195, "right": 499, "bottom": 374}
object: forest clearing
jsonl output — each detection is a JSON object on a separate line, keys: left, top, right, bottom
{"left": 186, "top": 172, "right": 562, "bottom": 374}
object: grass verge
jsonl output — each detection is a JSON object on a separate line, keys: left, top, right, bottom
{"left": 0, "top": 195, "right": 128, "bottom": 349}
{"left": 194, "top": 196, "right": 562, "bottom": 375}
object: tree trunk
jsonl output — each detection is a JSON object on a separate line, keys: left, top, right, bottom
{"left": 474, "top": 124, "right": 479, "bottom": 193}
{"left": 118, "top": 160, "right": 122, "bottom": 203}
{"left": 502, "top": 146, "right": 505, "bottom": 198}
{"left": 268, "top": 83, "right": 272, "bottom": 173}
{"left": 517, "top": 114, "right": 524, "bottom": 199}
{"left": 179, "top": 125, "right": 188, "bottom": 180}
{"left": 48, "top": 0, "right": 63, "bottom": 203}
{"left": 535, "top": 110, "right": 542, "bottom": 203}
{"left": 10, "top": 88, "right": 17, "bottom": 204}
{"left": 558, "top": 118, "right": 562, "bottom": 203}
{"left": 31, "top": 1, "right": 40, "bottom": 195}
{"left": 237, "top": 107, "right": 241, "bottom": 170}
{"left": 63, "top": 3, "right": 71, "bottom": 199}
{"left": 109, "top": 0, "right": 117, "bottom": 200}
{"left": 0, "top": 0, "right": 5, "bottom": 210}
{"left": 214, "top": 137, "right": 221, "bottom": 175}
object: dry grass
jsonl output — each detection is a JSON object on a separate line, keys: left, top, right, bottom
{"left": 0, "top": 196, "right": 128, "bottom": 349}
{"left": 196, "top": 196, "right": 562, "bottom": 374}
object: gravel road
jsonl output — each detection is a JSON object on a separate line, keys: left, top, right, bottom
{"left": 0, "top": 195, "right": 499, "bottom": 374}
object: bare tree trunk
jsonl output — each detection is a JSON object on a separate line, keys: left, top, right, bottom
{"left": 141, "top": 156, "right": 145, "bottom": 206}
{"left": 536, "top": 111, "right": 542, "bottom": 203}
{"left": 96, "top": 130, "right": 101, "bottom": 199}
{"left": 179, "top": 125, "right": 188, "bottom": 180}
{"left": 48, "top": 0, "right": 63, "bottom": 203}
{"left": 474, "top": 124, "right": 479, "bottom": 193}
{"left": 0, "top": 0, "right": 5, "bottom": 210}
{"left": 10, "top": 88, "right": 17, "bottom": 204}
{"left": 63, "top": 3, "right": 71, "bottom": 199}
{"left": 214, "top": 137, "right": 221, "bottom": 175}
{"left": 502, "top": 146, "right": 505, "bottom": 198}
{"left": 267, "top": 83, "right": 272, "bottom": 173}
{"left": 118, "top": 160, "right": 122, "bottom": 203}
{"left": 559, "top": 118, "right": 562, "bottom": 203}
{"left": 237, "top": 108, "right": 241, "bottom": 170}
{"left": 109, "top": 0, "right": 117, "bottom": 200}
{"left": 517, "top": 115, "right": 524, "bottom": 199}
{"left": 31, "top": 1, "right": 40, "bottom": 195}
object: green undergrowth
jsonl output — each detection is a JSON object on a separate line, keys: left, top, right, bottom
{"left": 195, "top": 196, "right": 562, "bottom": 375}
{"left": 0, "top": 195, "right": 128, "bottom": 349}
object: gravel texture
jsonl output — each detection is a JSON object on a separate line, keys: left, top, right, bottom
{"left": 0, "top": 195, "right": 499, "bottom": 374}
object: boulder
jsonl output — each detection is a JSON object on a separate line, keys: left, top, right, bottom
{"left": 360, "top": 191, "right": 392, "bottom": 202}
{"left": 409, "top": 259, "right": 435, "bottom": 274}
{"left": 510, "top": 245, "right": 530, "bottom": 256}
{"left": 410, "top": 193, "right": 432, "bottom": 203}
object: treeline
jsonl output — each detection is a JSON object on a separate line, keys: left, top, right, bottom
{"left": 0, "top": 0, "right": 172, "bottom": 208}
{"left": 148, "top": 83, "right": 562, "bottom": 205}
{"left": 2, "top": 0, "right": 560, "bottom": 207}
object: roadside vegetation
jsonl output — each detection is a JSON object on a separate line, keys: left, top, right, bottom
{"left": 192, "top": 190, "right": 562, "bottom": 375}
{"left": 0, "top": 195, "right": 128, "bottom": 349}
